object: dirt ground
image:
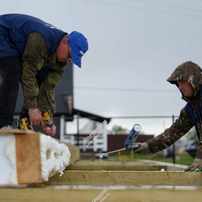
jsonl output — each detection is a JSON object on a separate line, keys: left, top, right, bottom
{"left": 0, "top": 187, "right": 202, "bottom": 202}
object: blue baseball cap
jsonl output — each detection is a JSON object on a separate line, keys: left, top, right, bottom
{"left": 68, "top": 31, "right": 88, "bottom": 67}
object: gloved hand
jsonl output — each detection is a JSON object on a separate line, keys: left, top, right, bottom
{"left": 42, "top": 124, "right": 56, "bottom": 136}
{"left": 133, "top": 142, "right": 150, "bottom": 154}
{"left": 185, "top": 158, "right": 202, "bottom": 172}
{"left": 28, "top": 108, "right": 42, "bottom": 126}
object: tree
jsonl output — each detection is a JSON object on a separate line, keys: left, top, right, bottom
{"left": 112, "top": 125, "right": 128, "bottom": 134}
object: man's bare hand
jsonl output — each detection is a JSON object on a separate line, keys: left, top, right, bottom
{"left": 185, "top": 158, "right": 202, "bottom": 172}
{"left": 133, "top": 142, "right": 150, "bottom": 154}
{"left": 43, "top": 124, "right": 56, "bottom": 136}
{"left": 28, "top": 108, "right": 42, "bottom": 126}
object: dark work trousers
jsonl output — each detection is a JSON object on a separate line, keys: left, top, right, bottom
{"left": 0, "top": 57, "right": 21, "bottom": 127}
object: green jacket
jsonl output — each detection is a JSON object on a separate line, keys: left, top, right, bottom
{"left": 21, "top": 32, "right": 66, "bottom": 118}
{"left": 148, "top": 61, "right": 202, "bottom": 158}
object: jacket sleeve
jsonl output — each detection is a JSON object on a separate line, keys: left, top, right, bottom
{"left": 148, "top": 108, "right": 193, "bottom": 153}
{"left": 37, "top": 64, "right": 64, "bottom": 118}
{"left": 21, "top": 32, "right": 48, "bottom": 109}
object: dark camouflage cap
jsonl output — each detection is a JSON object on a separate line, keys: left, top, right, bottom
{"left": 167, "top": 61, "right": 202, "bottom": 91}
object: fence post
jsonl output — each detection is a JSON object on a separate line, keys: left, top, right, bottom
{"left": 172, "top": 114, "right": 176, "bottom": 164}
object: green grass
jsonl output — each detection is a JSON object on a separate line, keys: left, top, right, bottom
{"left": 110, "top": 151, "right": 194, "bottom": 166}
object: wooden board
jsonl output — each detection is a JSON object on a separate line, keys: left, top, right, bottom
{"left": 50, "top": 170, "right": 202, "bottom": 186}
{"left": 69, "top": 160, "right": 167, "bottom": 171}
{"left": 1, "top": 187, "right": 202, "bottom": 202}
{"left": 0, "top": 129, "right": 36, "bottom": 135}
{"left": 16, "top": 134, "right": 42, "bottom": 184}
{"left": 66, "top": 144, "right": 80, "bottom": 165}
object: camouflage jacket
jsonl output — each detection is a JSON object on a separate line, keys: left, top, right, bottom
{"left": 148, "top": 61, "right": 202, "bottom": 158}
{"left": 21, "top": 32, "right": 66, "bottom": 118}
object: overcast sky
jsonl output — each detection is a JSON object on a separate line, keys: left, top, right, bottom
{"left": 1, "top": 0, "right": 202, "bottom": 133}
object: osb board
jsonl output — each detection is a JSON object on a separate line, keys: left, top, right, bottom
{"left": 16, "top": 134, "right": 42, "bottom": 184}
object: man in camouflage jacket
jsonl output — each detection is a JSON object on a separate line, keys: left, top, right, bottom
{"left": 0, "top": 14, "right": 88, "bottom": 136}
{"left": 135, "top": 61, "right": 202, "bottom": 171}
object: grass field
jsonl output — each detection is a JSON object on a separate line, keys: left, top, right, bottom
{"left": 110, "top": 151, "right": 194, "bottom": 165}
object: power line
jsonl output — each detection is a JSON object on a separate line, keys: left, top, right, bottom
{"left": 74, "top": 86, "right": 176, "bottom": 93}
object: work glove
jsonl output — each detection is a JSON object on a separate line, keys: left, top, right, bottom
{"left": 185, "top": 144, "right": 202, "bottom": 172}
{"left": 133, "top": 142, "right": 150, "bottom": 154}
{"left": 28, "top": 108, "right": 42, "bottom": 126}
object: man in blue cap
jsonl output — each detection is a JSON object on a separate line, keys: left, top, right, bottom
{"left": 0, "top": 14, "right": 88, "bottom": 136}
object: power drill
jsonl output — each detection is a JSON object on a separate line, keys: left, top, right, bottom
{"left": 19, "top": 111, "right": 53, "bottom": 130}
